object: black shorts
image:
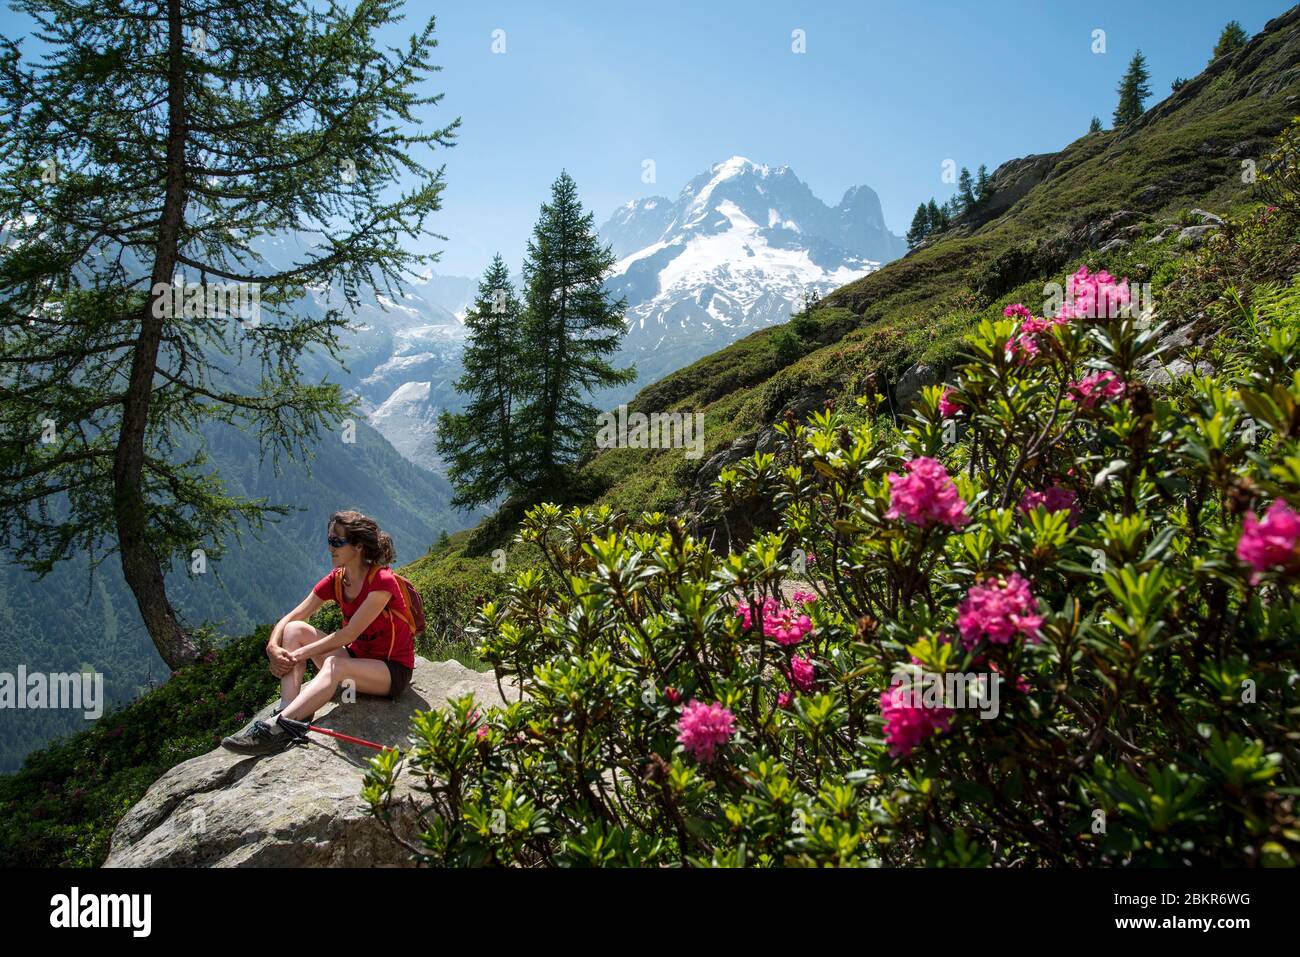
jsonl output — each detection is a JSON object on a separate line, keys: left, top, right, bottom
{"left": 345, "top": 646, "right": 413, "bottom": 700}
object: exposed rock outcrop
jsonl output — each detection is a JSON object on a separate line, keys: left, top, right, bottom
{"left": 104, "top": 657, "right": 520, "bottom": 868}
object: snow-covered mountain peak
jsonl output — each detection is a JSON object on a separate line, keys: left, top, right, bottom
{"left": 596, "top": 158, "right": 907, "bottom": 404}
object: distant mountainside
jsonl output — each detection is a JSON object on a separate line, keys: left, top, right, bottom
{"left": 598, "top": 157, "right": 907, "bottom": 397}
{"left": 252, "top": 232, "right": 478, "bottom": 472}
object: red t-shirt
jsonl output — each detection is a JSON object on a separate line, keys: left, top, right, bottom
{"left": 312, "top": 565, "right": 415, "bottom": 669}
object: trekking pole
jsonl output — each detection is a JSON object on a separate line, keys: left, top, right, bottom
{"left": 307, "top": 725, "right": 395, "bottom": 752}
{"left": 279, "top": 716, "right": 395, "bottom": 752}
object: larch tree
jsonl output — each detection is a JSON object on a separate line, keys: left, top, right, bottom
{"left": 0, "top": 0, "right": 458, "bottom": 667}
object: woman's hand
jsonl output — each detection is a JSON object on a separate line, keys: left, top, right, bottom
{"left": 267, "top": 644, "right": 296, "bottom": 677}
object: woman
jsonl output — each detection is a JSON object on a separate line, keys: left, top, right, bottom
{"left": 221, "top": 509, "right": 416, "bottom": 756}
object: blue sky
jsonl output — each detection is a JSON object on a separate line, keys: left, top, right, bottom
{"left": 0, "top": 1, "right": 1286, "bottom": 277}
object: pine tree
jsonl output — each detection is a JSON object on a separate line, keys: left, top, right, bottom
{"left": 974, "top": 165, "right": 992, "bottom": 207}
{"left": 1089, "top": 116, "right": 1103, "bottom": 133}
{"left": 516, "top": 172, "right": 635, "bottom": 492}
{"left": 958, "top": 167, "right": 976, "bottom": 211}
{"left": 436, "top": 255, "right": 526, "bottom": 509}
{"left": 906, "top": 203, "right": 929, "bottom": 248}
{"left": 925, "top": 198, "right": 946, "bottom": 234}
{"left": 1171, "top": 77, "right": 1188, "bottom": 93}
{"left": 0, "top": 0, "right": 457, "bottom": 668}
{"left": 1113, "top": 50, "right": 1152, "bottom": 127}
{"left": 1212, "top": 21, "right": 1248, "bottom": 61}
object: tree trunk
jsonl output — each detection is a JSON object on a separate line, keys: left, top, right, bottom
{"left": 112, "top": 0, "right": 199, "bottom": 670}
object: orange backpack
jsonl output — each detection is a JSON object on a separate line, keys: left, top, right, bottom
{"left": 333, "top": 566, "right": 427, "bottom": 637}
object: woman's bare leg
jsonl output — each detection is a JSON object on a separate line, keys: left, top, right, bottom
{"left": 278, "top": 653, "right": 392, "bottom": 722}
{"left": 278, "top": 620, "right": 328, "bottom": 710}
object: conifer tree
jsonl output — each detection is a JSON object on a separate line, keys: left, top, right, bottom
{"left": 516, "top": 171, "right": 635, "bottom": 492}
{"left": 1212, "top": 21, "right": 1247, "bottom": 61}
{"left": 957, "top": 167, "right": 976, "bottom": 211}
{"left": 906, "top": 203, "right": 929, "bottom": 249}
{"left": 926, "top": 198, "right": 949, "bottom": 234}
{"left": 1089, "top": 116, "right": 1103, "bottom": 133}
{"left": 436, "top": 254, "right": 525, "bottom": 508}
{"left": 0, "top": 0, "right": 457, "bottom": 667}
{"left": 1113, "top": 50, "right": 1152, "bottom": 127}
{"left": 925, "top": 198, "right": 941, "bottom": 230}
{"left": 974, "top": 164, "right": 992, "bottom": 207}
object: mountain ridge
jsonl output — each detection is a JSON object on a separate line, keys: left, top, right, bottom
{"left": 597, "top": 155, "right": 907, "bottom": 400}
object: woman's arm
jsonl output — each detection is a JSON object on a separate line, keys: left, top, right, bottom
{"left": 289, "top": 590, "right": 392, "bottom": 663}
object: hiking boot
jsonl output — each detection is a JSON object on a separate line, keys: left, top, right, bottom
{"left": 221, "top": 718, "right": 300, "bottom": 756}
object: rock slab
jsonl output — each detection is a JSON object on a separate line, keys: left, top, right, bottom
{"left": 104, "top": 657, "right": 519, "bottom": 868}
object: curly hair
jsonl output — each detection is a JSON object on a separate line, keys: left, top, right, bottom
{"left": 328, "top": 509, "right": 396, "bottom": 567}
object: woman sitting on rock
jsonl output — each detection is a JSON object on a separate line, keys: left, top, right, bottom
{"left": 222, "top": 509, "right": 416, "bottom": 756}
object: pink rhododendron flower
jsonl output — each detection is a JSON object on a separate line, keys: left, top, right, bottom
{"left": 736, "top": 596, "right": 776, "bottom": 629}
{"left": 1068, "top": 370, "right": 1125, "bottom": 408}
{"left": 791, "top": 590, "right": 818, "bottom": 606}
{"left": 938, "top": 387, "right": 962, "bottom": 418}
{"left": 664, "top": 686, "right": 682, "bottom": 704}
{"left": 1018, "top": 485, "right": 1081, "bottom": 528}
{"left": 1237, "top": 499, "right": 1300, "bottom": 583}
{"left": 1057, "top": 266, "right": 1132, "bottom": 320}
{"left": 787, "top": 654, "right": 816, "bottom": 692}
{"left": 1003, "top": 303, "right": 1032, "bottom": 320}
{"left": 676, "top": 699, "right": 737, "bottom": 764}
{"left": 476, "top": 725, "right": 489, "bottom": 741}
{"left": 886, "top": 457, "right": 970, "bottom": 528}
{"left": 1008, "top": 314, "right": 1069, "bottom": 364}
{"left": 879, "top": 683, "right": 953, "bottom": 758}
{"left": 765, "top": 606, "right": 814, "bottom": 645}
{"left": 957, "top": 573, "right": 1044, "bottom": 649}
{"left": 737, "top": 596, "right": 814, "bottom": 645}
{"left": 777, "top": 691, "right": 793, "bottom": 709}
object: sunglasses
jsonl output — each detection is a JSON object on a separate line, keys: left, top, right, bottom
{"left": 327, "top": 536, "right": 350, "bottom": 549}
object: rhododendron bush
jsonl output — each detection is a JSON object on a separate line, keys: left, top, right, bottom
{"left": 364, "top": 264, "right": 1300, "bottom": 867}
